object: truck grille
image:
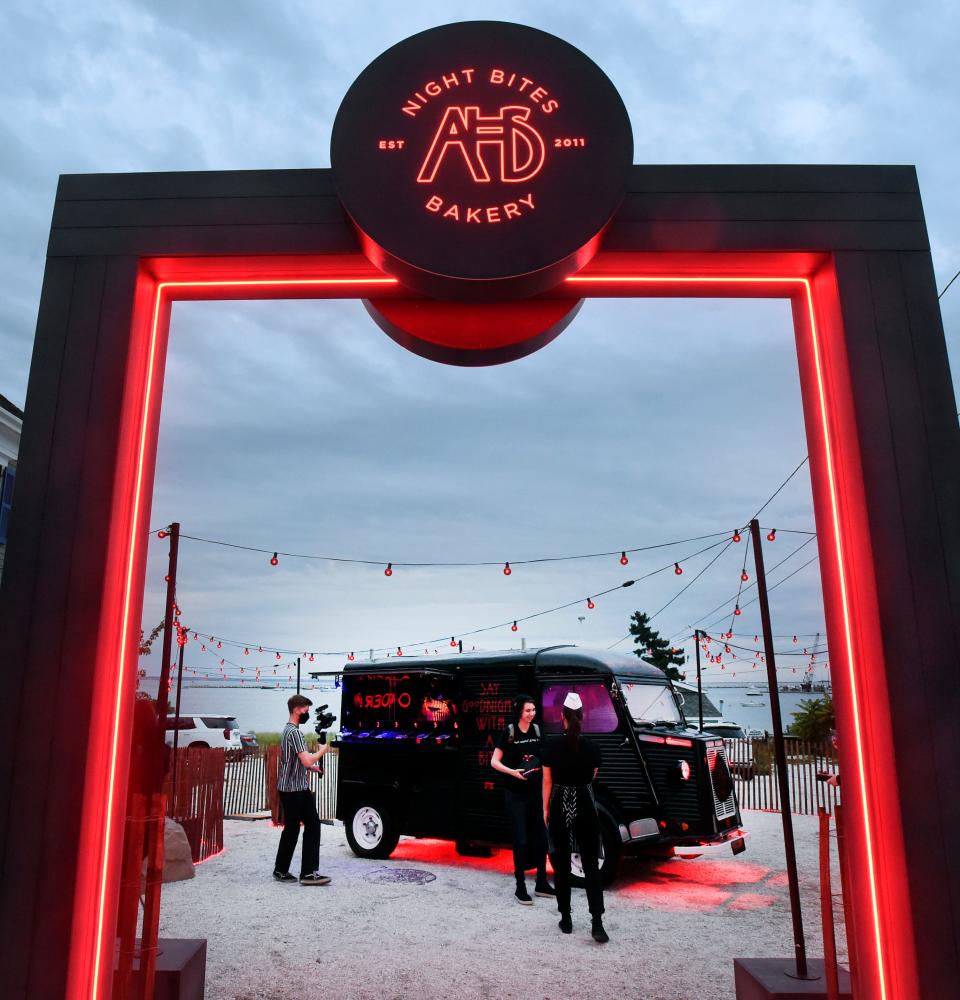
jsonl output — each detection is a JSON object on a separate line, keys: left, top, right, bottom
{"left": 707, "top": 744, "right": 738, "bottom": 820}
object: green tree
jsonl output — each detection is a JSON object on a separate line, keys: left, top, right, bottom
{"left": 628, "top": 611, "right": 685, "bottom": 681}
{"left": 139, "top": 621, "right": 164, "bottom": 656}
{"left": 788, "top": 696, "right": 835, "bottom": 741}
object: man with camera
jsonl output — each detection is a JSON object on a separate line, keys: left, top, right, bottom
{"left": 273, "top": 694, "right": 331, "bottom": 886}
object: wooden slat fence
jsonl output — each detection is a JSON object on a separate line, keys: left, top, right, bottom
{"left": 164, "top": 747, "right": 225, "bottom": 862}
{"left": 727, "top": 736, "right": 842, "bottom": 816}
{"left": 223, "top": 746, "right": 339, "bottom": 821}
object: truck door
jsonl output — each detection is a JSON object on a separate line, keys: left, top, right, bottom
{"left": 456, "top": 667, "right": 521, "bottom": 842}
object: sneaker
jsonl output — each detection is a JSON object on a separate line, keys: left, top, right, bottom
{"left": 591, "top": 917, "right": 609, "bottom": 944}
{"left": 273, "top": 870, "right": 297, "bottom": 883}
{"left": 514, "top": 884, "right": 533, "bottom": 905}
{"left": 558, "top": 914, "right": 573, "bottom": 934}
{"left": 300, "top": 872, "right": 332, "bottom": 886}
{"left": 534, "top": 882, "right": 556, "bottom": 898}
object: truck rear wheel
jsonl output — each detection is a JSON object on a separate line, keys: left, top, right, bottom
{"left": 569, "top": 810, "right": 620, "bottom": 888}
{"left": 345, "top": 802, "right": 400, "bottom": 859}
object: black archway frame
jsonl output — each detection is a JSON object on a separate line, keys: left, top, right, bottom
{"left": 0, "top": 165, "right": 957, "bottom": 1000}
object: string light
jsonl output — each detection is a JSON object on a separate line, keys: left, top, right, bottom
{"left": 674, "top": 562, "right": 683, "bottom": 575}
{"left": 348, "top": 652, "right": 355, "bottom": 661}
{"left": 620, "top": 551, "right": 629, "bottom": 566}
{"left": 450, "top": 637, "right": 456, "bottom": 647}
{"left": 275, "top": 651, "right": 281, "bottom": 660}
{"left": 503, "top": 562, "right": 512, "bottom": 576}
{"left": 309, "top": 653, "right": 315, "bottom": 662}
{"left": 734, "top": 605, "right": 742, "bottom": 616}
{"left": 384, "top": 563, "right": 393, "bottom": 577}
{"left": 741, "top": 570, "right": 749, "bottom": 582}
{"left": 767, "top": 528, "right": 777, "bottom": 541}
{"left": 244, "top": 648, "right": 249, "bottom": 656}
{"left": 732, "top": 530, "right": 741, "bottom": 543}
{"left": 587, "top": 598, "right": 595, "bottom": 610}
{"left": 511, "top": 621, "right": 518, "bottom": 632}
{"left": 270, "top": 552, "right": 279, "bottom": 566}
{"left": 396, "top": 646, "right": 403, "bottom": 656}
{"left": 157, "top": 529, "right": 167, "bottom": 539}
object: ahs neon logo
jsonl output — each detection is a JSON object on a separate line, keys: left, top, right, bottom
{"left": 417, "top": 105, "right": 546, "bottom": 184}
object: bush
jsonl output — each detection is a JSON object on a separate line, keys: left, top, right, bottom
{"left": 752, "top": 740, "right": 775, "bottom": 776}
{"left": 254, "top": 730, "right": 338, "bottom": 749}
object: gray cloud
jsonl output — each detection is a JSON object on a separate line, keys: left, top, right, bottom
{"left": 2, "top": 1, "right": 957, "bottom": 681}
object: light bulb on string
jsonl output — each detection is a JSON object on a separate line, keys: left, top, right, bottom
{"left": 217, "top": 640, "right": 222, "bottom": 649}
{"left": 587, "top": 598, "right": 595, "bottom": 610}
{"left": 620, "top": 551, "right": 629, "bottom": 566}
{"left": 767, "top": 528, "right": 776, "bottom": 541}
{"left": 397, "top": 647, "right": 403, "bottom": 657}
{"left": 511, "top": 621, "right": 518, "bottom": 632}
{"left": 732, "top": 530, "right": 741, "bottom": 543}
{"left": 384, "top": 563, "right": 393, "bottom": 577}
{"left": 793, "top": 635, "right": 798, "bottom": 643}
{"left": 674, "top": 562, "right": 683, "bottom": 575}
{"left": 734, "top": 605, "right": 742, "bottom": 616}
{"left": 157, "top": 529, "right": 167, "bottom": 539}
{"left": 309, "top": 653, "right": 315, "bottom": 662}
{"left": 741, "top": 570, "right": 749, "bottom": 582}
{"left": 275, "top": 651, "right": 281, "bottom": 660}
{"left": 258, "top": 645, "right": 263, "bottom": 653}
{"left": 348, "top": 652, "right": 355, "bottom": 661}
{"left": 503, "top": 562, "right": 512, "bottom": 576}
{"left": 244, "top": 648, "right": 249, "bottom": 656}
{"left": 270, "top": 552, "right": 279, "bottom": 566}
{"left": 754, "top": 635, "right": 759, "bottom": 643}
{"left": 201, "top": 644, "right": 206, "bottom": 652}
{"left": 450, "top": 637, "right": 456, "bottom": 647}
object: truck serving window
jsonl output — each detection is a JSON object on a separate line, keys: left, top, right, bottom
{"left": 541, "top": 683, "right": 618, "bottom": 734}
{"left": 616, "top": 678, "right": 683, "bottom": 725}
{"left": 342, "top": 672, "right": 455, "bottom": 732}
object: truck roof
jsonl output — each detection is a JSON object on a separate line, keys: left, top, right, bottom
{"left": 339, "top": 645, "right": 667, "bottom": 681}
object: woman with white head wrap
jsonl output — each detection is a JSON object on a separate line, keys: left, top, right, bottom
{"left": 541, "top": 691, "right": 608, "bottom": 942}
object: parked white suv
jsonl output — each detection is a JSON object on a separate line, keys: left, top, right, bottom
{"left": 164, "top": 714, "right": 243, "bottom": 750}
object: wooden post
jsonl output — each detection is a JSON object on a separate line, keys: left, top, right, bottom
{"left": 819, "top": 808, "right": 841, "bottom": 1000}
{"left": 751, "top": 518, "right": 809, "bottom": 978}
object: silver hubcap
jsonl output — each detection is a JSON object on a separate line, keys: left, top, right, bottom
{"left": 353, "top": 806, "right": 384, "bottom": 849}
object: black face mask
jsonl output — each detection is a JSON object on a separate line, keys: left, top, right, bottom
{"left": 297, "top": 709, "right": 311, "bottom": 724}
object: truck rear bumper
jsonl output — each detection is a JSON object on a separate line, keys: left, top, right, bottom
{"left": 671, "top": 827, "right": 750, "bottom": 859}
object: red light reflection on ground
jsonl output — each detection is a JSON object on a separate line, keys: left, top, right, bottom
{"left": 391, "top": 838, "right": 514, "bottom": 875}
{"left": 616, "top": 858, "right": 777, "bottom": 913}
{"left": 728, "top": 893, "right": 778, "bottom": 911}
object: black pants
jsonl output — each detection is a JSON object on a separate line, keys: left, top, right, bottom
{"left": 548, "top": 789, "right": 605, "bottom": 917}
{"left": 503, "top": 788, "right": 548, "bottom": 883}
{"left": 274, "top": 789, "right": 321, "bottom": 877}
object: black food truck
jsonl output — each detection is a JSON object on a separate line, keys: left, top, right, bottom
{"left": 333, "top": 646, "right": 748, "bottom": 884}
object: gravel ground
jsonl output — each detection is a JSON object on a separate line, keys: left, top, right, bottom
{"left": 158, "top": 810, "right": 846, "bottom": 1000}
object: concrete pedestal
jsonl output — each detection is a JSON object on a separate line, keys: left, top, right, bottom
{"left": 114, "top": 938, "right": 206, "bottom": 999}
{"left": 734, "top": 958, "right": 852, "bottom": 999}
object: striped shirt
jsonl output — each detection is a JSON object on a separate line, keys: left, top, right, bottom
{"left": 277, "top": 723, "right": 310, "bottom": 792}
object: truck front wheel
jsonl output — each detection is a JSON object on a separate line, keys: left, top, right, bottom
{"left": 345, "top": 802, "right": 400, "bottom": 859}
{"left": 569, "top": 810, "right": 620, "bottom": 888}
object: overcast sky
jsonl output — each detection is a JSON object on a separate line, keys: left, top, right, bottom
{"left": 3, "top": 1, "right": 958, "bottom": 685}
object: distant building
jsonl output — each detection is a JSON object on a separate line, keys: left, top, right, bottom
{"left": 0, "top": 393, "right": 23, "bottom": 581}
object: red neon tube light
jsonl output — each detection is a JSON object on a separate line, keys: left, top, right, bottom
{"left": 69, "top": 261, "right": 894, "bottom": 1000}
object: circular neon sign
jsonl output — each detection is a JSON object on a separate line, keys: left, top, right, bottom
{"left": 331, "top": 21, "right": 633, "bottom": 300}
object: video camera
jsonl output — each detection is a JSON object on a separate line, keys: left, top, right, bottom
{"left": 314, "top": 704, "right": 337, "bottom": 744}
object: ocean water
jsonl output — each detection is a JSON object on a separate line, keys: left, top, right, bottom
{"left": 154, "top": 680, "right": 823, "bottom": 736}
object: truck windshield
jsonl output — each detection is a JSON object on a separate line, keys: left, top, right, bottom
{"left": 615, "top": 677, "right": 683, "bottom": 724}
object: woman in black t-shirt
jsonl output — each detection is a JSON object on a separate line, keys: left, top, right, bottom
{"left": 541, "top": 692, "right": 608, "bottom": 943}
{"left": 491, "top": 694, "right": 555, "bottom": 905}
